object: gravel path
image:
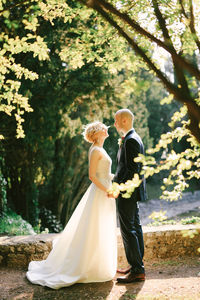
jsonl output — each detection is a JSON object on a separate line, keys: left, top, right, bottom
{"left": 1, "top": 258, "right": 200, "bottom": 300}
{"left": 139, "top": 190, "right": 200, "bottom": 225}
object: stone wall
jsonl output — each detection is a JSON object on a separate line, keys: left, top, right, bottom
{"left": 118, "top": 224, "right": 200, "bottom": 268}
{"left": 0, "top": 225, "right": 199, "bottom": 269}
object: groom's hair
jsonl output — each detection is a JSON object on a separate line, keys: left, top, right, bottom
{"left": 115, "top": 109, "right": 134, "bottom": 123}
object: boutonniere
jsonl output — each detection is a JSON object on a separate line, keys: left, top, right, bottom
{"left": 118, "top": 136, "right": 125, "bottom": 147}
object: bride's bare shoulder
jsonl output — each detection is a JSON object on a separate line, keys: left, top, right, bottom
{"left": 89, "top": 146, "right": 103, "bottom": 159}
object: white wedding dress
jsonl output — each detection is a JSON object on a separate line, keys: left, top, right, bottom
{"left": 26, "top": 146, "right": 117, "bottom": 289}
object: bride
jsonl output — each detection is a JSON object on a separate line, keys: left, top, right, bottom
{"left": 26, "top": 121, "right": 117, "bottom": 289}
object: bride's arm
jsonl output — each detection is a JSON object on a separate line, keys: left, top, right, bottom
{"left": 89, "top": 149, "right": 108, "bottom": 193}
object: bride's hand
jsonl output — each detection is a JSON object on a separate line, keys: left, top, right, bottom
{"left": 107, "top": 191, "right": 119, "bottom": 198}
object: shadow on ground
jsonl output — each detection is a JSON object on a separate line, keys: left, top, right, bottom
{"left": 0, "top": 257, "right": 200, "bottom": 300}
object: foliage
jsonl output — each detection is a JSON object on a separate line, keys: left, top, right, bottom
{"left": 148, "top": 219, "right": 177, "bottom": 226}
{"left": 1, "top": 0, "right": 155, "bottom": 228}
{"left": 181, "top": 216, "right": 200, "bottom": 225}
{"left": 79, "top": 0, "right": 200, "bottom": 144}
{"left": 38, "top": 207, "right": 63, "bottom": 233}
{"left": 0, "top": 0, "right": 48, "bottom": 138}
{"left": 109, "top": 105, "right": 200, "bottom": 201}
{"left": 1, "top": 0, "right": 199, "bottom": 230}
{"left": 0, "top": 207, "right": 63, "bottom": 236}
{"left": 0, "top": 0, "right": 141, "bottom": 139}
{"left": 139, "top": 106, "right": 200, "bottom": 200}
{"left": 147, "top": 215, "right": 200, "bottom": 227}
{"left": 0, "top": 209, "right": 35, "bottom": 235}
{"left": 70, "top": 0, "right": 200, "bottom": 204}
{"left": 148, "top": 210, "right": 167, "bottom": 222}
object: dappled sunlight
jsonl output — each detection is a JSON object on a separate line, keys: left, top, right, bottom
{"left": 115, "top": 276, "right": 200, "bottom": 300}
{"left": 12, "top": 292, "right": 34, "bottom": 300}
{"left": 0, "top": 259, "right": 200, "bottom": 300}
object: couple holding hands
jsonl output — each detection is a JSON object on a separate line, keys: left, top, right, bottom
{"left": 26, "top": 108, "right": 147, "bottom": 289}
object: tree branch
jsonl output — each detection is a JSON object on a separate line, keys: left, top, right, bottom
{"left": 152, "top": 0, "right": 191, "bottom": 99}
{"left": 84, "top": 0, "right": 200, "bottom": 80}
{"left": 178, "top": 0, "right": 188, "bottom": 18}
{"left": 82, "top": 0, "right": 200, "bottom": 142}
{"left": 178, "top": 0, "right": 200, "bottom": 52}
{"left": 87, "top": 1, "right": 190, "bottom": 105}
{"left": 152, "top": 0, "right": 171, "bottom": 43}
{"left": 188, "top": 0, "right": 200, "bottom": 52}
{"left": 186, "top": 100, "right": 200, "bottom": 144}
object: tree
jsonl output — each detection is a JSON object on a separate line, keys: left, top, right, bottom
{"left": 77, "top": 0, "right": 200, "bottom": 143}
{"left": 0, "top": 0, "right": 153, "bottom": 228}
{"left": 2, "top": 0, "right": 199, "bottom": 228}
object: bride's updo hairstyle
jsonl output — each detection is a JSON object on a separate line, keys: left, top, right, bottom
{"left": 83, "top": 121, "right": 109, "bottom": 143}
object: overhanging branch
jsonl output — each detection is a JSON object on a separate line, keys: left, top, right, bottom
{"left": 84, "top": 0, "right": 200, "bottom": 80}
{"left": 189, "top": 0, "right": 200, "bottom": 52}
{"left": 152, "top": 0, "right": 191, "bottom": 98}
{"left": 86, "top": 1, "right": 189, "bottom": 105}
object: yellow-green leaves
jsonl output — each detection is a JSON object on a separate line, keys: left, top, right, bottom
{"left": 39, "top": 0, "right": 71, "bottom": 24}
{"left": 0, "top": 1, "right": 53, "bottom": 139}
{"left": 22, "top": 18, "right": 39, "bottom": 32}
{"left": 0, "top": 45, "right": 39, "bottom": 139}
{"left": 108, "top": 174, "right": 142, "bottom": 199}
{"left": 160, "top": 94, "right": 174, "bottom": 105}
{"left": 111, "top": 105, "right": 200, "bottom": 201}
{"left": 148, "top": 210, "right": 167, "bottom": 222}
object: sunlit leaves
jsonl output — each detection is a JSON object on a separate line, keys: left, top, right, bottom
{"left": 38, "top": 0, "right": 71, "bottom": 24}
{"left": 22, "top": 17, "right": 39, "bottom": 32}
{"left": 0, "top": 0, "right": 65, "bottom": 139}
{"left": 160, "top": 93, "right": 174, "bottom": 105}
{"left": 109, "top": 174, "right": 142, "bottom": 199}
{"left": 107, "top": 182, "right": 121, "bottom": 198}
{"left": 59, "top": 6, "right": 134, "bottom": 73}
{"left": 0, "top": 32, "right": 41, "bottom": 139}
{"left": 110, "top": 105, "right": 200, "bottom": 201}
{"left": 148, "top": 210, "right": 167, "bottom": 222}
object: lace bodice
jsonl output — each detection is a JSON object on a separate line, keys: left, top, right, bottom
{"left": 89, "top": 146, "right": 113, "bottom": 187}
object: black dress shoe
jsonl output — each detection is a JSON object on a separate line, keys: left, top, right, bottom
{"left": 117, "top": 272, "right": 145, "bottom": 283}
{"left": 117, "top": 266, "right": 131, "bottom": 274}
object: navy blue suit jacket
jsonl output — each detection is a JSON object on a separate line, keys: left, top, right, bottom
{"left": 114, "top": 129, "right": 147, "bottom": 202}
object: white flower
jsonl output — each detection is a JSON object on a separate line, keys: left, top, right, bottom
{"left": 118, "top": 137, "right": 124, "bottom": 146}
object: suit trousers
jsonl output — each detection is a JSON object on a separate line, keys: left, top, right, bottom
{"left": 117, "top": 196, "right": 145, "bottom": 274}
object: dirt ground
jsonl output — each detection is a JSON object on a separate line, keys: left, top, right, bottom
{"left": 0, "top": 257, "right": 200, "bottom": 300}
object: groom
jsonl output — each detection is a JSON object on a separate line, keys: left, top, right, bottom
{"left": 113, "top": 109, "right": 147, "bottom": 283}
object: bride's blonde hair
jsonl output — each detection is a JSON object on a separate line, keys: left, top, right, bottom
{"left": 83, "top": 121, "right": 109, "bottom": 143}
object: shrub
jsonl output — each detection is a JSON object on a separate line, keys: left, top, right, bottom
{"left": 39, "top": 207, "right": 63, "bottom": 233}
{"left": 0, "top": 209, "right": 35, "bottom": 236}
